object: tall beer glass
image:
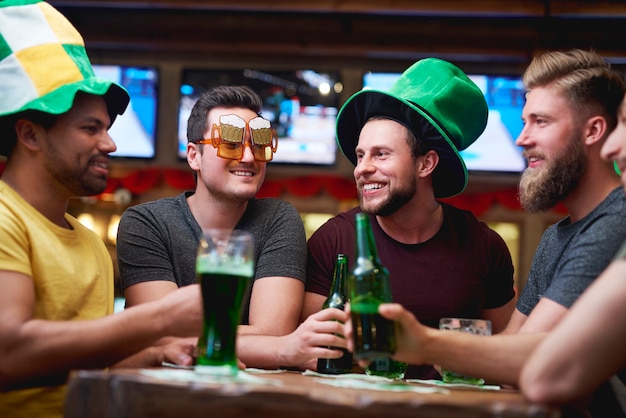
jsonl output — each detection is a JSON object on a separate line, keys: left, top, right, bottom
{"left": 195, "top": 229, "right": 254, "bottom": 376}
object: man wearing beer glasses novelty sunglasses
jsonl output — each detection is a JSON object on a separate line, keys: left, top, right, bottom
{"left": 117, "top": 86, "right": 345, "bottom": 372}
{"left": 194, "top": 114, "right": 278, "bottom": 162}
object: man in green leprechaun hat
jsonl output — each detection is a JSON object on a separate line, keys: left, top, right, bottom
{"left": 304, "top": 58, "right": 517, "bottom": 380}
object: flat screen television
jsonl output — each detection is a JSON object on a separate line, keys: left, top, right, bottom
{"left": 92, "top": 65, "right": 158, "bottom": 159}
{"left": 178, "top": 69, "right": 341, "bottom": 165}
{"left": 362, "top": 72, "right": 527, "bottom": 173}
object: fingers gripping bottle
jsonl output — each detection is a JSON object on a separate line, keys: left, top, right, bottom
{"left": 348, "top": 213, "right": 396, "bottom": 360}
{"left": 317, "top": 254, "right": 353, "bottom": 374}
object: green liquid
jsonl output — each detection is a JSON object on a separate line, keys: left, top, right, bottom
{"left": 366, "top": 357, "right": 407, "bottom": 379}
{"left": 441, "top": 369, "right": 486, "bottom": 386}
{"left": 350, "top": 299, "right": 396, "bottom": 360}
{"left": 196, "top": 272, "right": 251, "bottom": 372}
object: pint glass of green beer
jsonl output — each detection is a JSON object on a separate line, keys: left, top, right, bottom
{"left": 195, "top": 229, "right": 254, "bottom": 376}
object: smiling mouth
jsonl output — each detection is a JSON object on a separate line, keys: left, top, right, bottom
{"left": 91, "top": 161, "right": 108, "bottom": 169}
{"left": 363, "top": 183, "right": 384, "bottom": 191}
{"left": 232, "top": 170, "right": 254, "bottom": 177}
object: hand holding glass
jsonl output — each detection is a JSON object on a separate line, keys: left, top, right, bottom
{"left": 195, "top": 229, "right": 254, "bottom": 376}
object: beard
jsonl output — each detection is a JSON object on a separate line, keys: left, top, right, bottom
{"left": 359, "top": 176, "right": 416, "bottom": 216}
{"left": 45, "top": 145, "right": 108, "bottom": 197}
{"left": 519, "top": 133, "right": 586, "bottom": 213}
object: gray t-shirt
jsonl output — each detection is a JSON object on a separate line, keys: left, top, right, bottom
{"left": 117, "top": 192, "right": 307, "bottom": 323}
{"left": 518, "top": 187, "right": 626, "bottom": 314}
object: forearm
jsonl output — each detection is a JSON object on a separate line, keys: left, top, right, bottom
{"left": 1, "top": 302, "right": 175, "bottom": 389}
{"left": 520, "top": 262, "right": 626, "bottom": 404}
{"left": 422, "top": 331, "right": 546, "bottom": 386}
{"left": 236, "top": 334, "right": 289, "bottom": 369}
{"left": 111, "top": 346, "right": 162, "bottom": 369}
{"left": 112, "top": 339, "right": 173, "bottom": 369}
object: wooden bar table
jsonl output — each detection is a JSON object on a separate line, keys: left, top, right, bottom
{"left": 64, "top": 367, "right": 560, "bottom": 418}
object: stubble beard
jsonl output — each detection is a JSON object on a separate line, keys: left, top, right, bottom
{"left": 359, "top": 177, "right": 416, "bottom": 217}
{"left": 518, "top": 133, "right": 586, "bottom": 213}
{"left": 46, "top": 148, "right": 108, "bottom": 197}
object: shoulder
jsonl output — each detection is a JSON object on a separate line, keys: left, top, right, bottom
{"left": 577, "top": 188, "right": 626, "bottom": 236}
{"left": 441, "top": 202, "right": 490, "bottom": 232}
{"left": 249, "top": 197, "right": 297, "bottom": 212}
{"left": 122, "top": 193, "right": 187, "bottom": 219}
{"left": 317, "top": 207, "right": 359, "bottom": 231}
{"left": 309, "top": 207, "right": 359, "bottom": 243}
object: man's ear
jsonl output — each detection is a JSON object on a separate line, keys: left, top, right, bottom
{"left": 14, "top": 119, "right": 44, "bottom": 152}
{"left": 417, "top": 150, "right": 439, "bottom": 178}
{"left": 584, "top": 115, "right": 608, "bottom": 146}
{"left": 187, "top": 142, "right": 201, "bottom": 170}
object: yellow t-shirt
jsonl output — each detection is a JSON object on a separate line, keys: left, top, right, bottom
{"left": 0, "top": 181, "right": 114, "bottom": 418}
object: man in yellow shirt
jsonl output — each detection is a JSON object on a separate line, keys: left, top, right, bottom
{"left": 0, "top": 2, "right": 203, "bottom": 417}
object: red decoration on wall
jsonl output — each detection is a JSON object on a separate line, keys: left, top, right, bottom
{"left": 120, "top": 168, "right": 161, "bottom": 195}
{"left": 162, "top": 168, "right": 195, "bottom": 190}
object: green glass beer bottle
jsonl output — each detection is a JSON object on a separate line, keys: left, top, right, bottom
{"left": 317, "top": 253, "right": 353, "bottom": 374}
{"left": 347, "top": 212, "right": 396, "bottom": 360}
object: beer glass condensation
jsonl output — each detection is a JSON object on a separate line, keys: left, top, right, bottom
{"left": 195, "top": 229, "right": 254, "bottom": 376}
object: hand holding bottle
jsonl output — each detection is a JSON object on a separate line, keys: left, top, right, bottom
{"left": 347, "top": 213, "right": 396, "bottom": 361}
{"left": 317, "top": 254, "right": 353, "bottom": 374}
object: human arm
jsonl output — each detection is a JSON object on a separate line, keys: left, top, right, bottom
{"left": 511, "top": 203, "right": 626, "bottom": 334}
{"left": 520, "top": 259, "right": 626, "bottom": 405}
{"left": 116, "top": 200, "right": 204, "bottom": 367}
{"left": 230, "top": 199, "right": 308, "bottom": 339}
{"left": 0, "top": 272, "right": 202, "bottom": 390}
{"left": 112, "top": 338, "right": 198, "bottom": 369}
{"left": 503, "top": 299, "right": 568, "bottom": 334}
{"left": 122, "top": 275, "right": 306, "bottom": 367}
{"left": 301, "top": 291, "right": 326, "bottom": 322}
{"left": 237, "top": 308, "right": 348, "bottom": 370}
{"left": 116, "top": 280, "right": 198, "bottom": 367}
{"left": 344, "top": 302, "right": 545, "bottom": 386}
{"left": 240, "top": 276, "right": 304, "bottom": 336}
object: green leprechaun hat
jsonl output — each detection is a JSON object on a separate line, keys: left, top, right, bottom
{"left": 336, "top": 58, "right": 488, "bottom": 198}
{"left": 0, "top": 0, "right": 129, "bottom": 156}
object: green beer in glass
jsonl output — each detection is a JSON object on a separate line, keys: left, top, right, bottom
{"left": 195, "top": 229, "right": 254, "bottom": 376}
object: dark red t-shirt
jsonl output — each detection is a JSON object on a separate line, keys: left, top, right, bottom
{"left": 306, "top": 204, "right": 515, "bottom": 379}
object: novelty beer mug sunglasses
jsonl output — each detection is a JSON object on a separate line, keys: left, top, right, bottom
{"left": 196, "top": 114, "right": 278, "bottom": 162}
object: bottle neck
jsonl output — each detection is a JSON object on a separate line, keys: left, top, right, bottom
{"left": 355, "top": 213, "right": 379, "bottom": 268}
{"left": 330, "top": 254, "right": 348, "bottom": 295}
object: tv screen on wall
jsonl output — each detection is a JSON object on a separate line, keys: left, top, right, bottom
{"left": 93, "top": 65, "right": 158, "bottom": 159}
{"left": 178, "top": 68, "right": 341, "bottom": 165}
{"left": 362, "top": 72, "right": 527, "bottom": 173}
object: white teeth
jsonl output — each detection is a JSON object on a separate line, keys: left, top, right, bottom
{"left": 233, "top": 171, "right": 253, "bottom": 177}
{"left": 363, "top": 183, "right": 383, "bottom": 190}
{"left": 93, "top": 162, "right": 107, "bottom": 169}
